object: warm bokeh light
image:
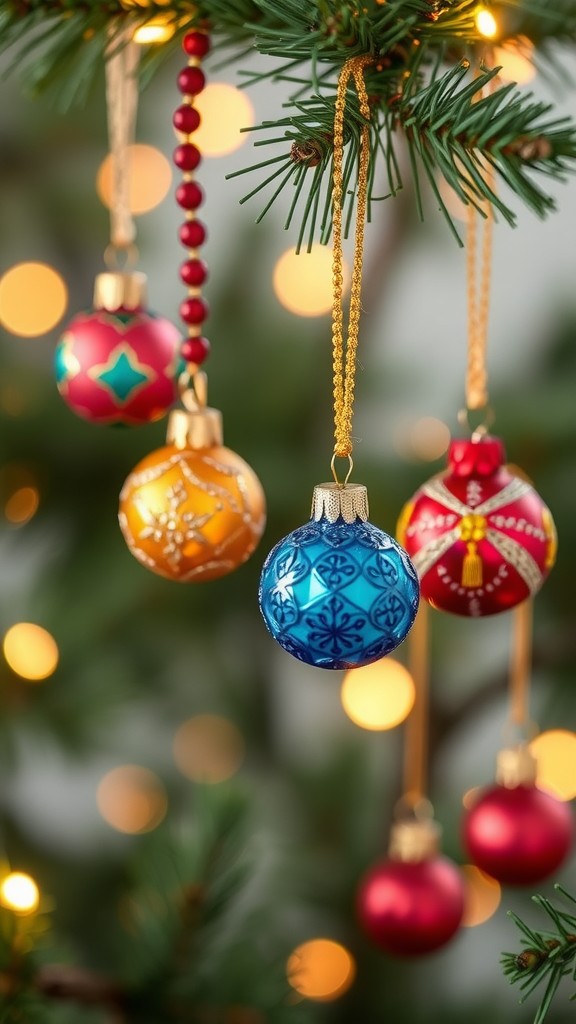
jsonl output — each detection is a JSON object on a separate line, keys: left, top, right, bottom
{"left": 461, "top": 865, "right": 501, "bottom": 927}
{"left": 475, "top": 6, "right": 498, "bottom": 39}
{"left": 3, "top": 623, "right": 59, "bottom": 682}
{"left": 97, "top": 144, "right": 172, "bottom": 215}
{"left": 462, "top": 786, "right": 482, "bottom": 810}
{"left": 5, "top": 486, "right": 40, "bottom": 526}
{"left": 0, "top": 262, "right": 68, "bottom": 338}
{"left": 529, "top": 730, "right": 576, "bottom": 801}
{"left": 192, "top": 83, "right": 254, "bottom": 157}
{"left": 133, "top": 17, "right": 175, "bottom": 44}
{"left": 287, "top": 939, "right": 356, "bottom": 1002}
{"left": 410, "top": 417, "right": 451, "bottom": 462}
{"left": 494, "top": 37, "right": 536, "bottom": 85}
{"left": 97, "top": 765, "right": 168, "bottom": 834}
{"left": 0, "top": 872, "right": 40, "bottom": 915}
{"left": 273, "top": 245, "right": 349, "bottom": 317}
{"left": 341, "top": 658, "right": 415, "bottom": 731}
{"left": 173, "top": 715, "right": 245, "bottom": 784}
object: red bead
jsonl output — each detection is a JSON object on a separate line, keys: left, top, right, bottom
{"left": 180, "top": 259, "right": 208, "bottom": 287}
{"left": 180, "top": 297, "right": 209, "bottom": 325}
{"left": 173, "top": 105, "right": 201, "bottom": 134}
{"left": 177, "top": 66, "right": 206, "bottom": 96}
{"left": 181, "top": 336, "right": 210, "bottom": 365}
{"left": 463, "top": 784, "right": 573, "bottom": 885}
{"left": 174, "top": 144, "right": 201, "bottom": 171}
{"left": 176, "top": 182, "right": 204, "bottom": 210}
{"left": 357, "top": 856, "right": 464, "bottom": 956}
{"left": 397, "top": 433, "right": 557, "bottom": 617}
{"left": 179, "top": 221, "right": 207, "bottom": 248}
{"left": 183, "top": 31, "right": 211, "bottom": 57}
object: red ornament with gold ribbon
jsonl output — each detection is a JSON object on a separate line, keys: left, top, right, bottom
{"left": 398, "top": 433, "right": 556, "bottom": 617}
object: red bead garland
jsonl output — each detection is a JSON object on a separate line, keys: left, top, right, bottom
{"left": 174, "top": 30, "right": 211, "bottom": 369}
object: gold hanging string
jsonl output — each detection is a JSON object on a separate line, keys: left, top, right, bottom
{"left": 402, "top": 604, "right": 430, "bottom": 811}
{"left": 508, "top": 599, "right": 533, "bottom": 729}
{"left": 331, "top": 55, "right": 375, "bottom": 481}
{"left": 105, "top": 26, "right": 140, "bottom": 258}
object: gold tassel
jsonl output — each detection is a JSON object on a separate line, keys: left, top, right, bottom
{"left": 462, "top": 541, "right": 483, "bottom": 587}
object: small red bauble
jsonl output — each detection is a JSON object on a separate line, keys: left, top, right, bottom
{"left": 177, "top": 66, "right": 206, "bottom": 96}
{"left": 180, "top": 259, "right": 208, "bottom": 287}
{"left": 398, "top": 434, "right": 557, "bottom": 617}
{"left": 176, "top": 182, "right": 204, "bottom": 210}
{"left": 180, "top": 297, "right": 208, "bottom": 325}
{"left": 183, "top": 31, "right": 211, "bottom": 58}
{"left": 173, "top": 105, "right": 201, "bottom": 134}
{"left": 463, "top": 784, "right": 573, "bottom": 885}
{"left": 179, "top": 221, "right": 207, "bottom": 248}
{"left": 174, "top": 144, "right": 201, "bottom": 171}
{"left": 181, "top": 336, "right": 210, "bottom": 365}
{"left": 358, "top": 856, "right": 464, "bottom": 956}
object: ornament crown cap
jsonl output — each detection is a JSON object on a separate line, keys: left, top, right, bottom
{"left": 448, "top": 434, "right": 506, "bottom": 478}
{"left": 311, "top": 483, "right": 369, "bottom": 524}
{"left": 388, "top": 819, "right": 442, "bottom": 863}
{"left": 496, "top": 745, "right": 538, "bottom": 788}
{"left": 94, "top": 271, "right": 147, "bottom": 312}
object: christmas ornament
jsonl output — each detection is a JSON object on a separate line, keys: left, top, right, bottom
{"left": 119, "top": 374, "right": 266, "bottom": 581}
{"left": 398, "top": 433, "right": 556, "bottom": 616}
{"left": 119, "top": 30, "right": 266, "bottom": 581}
{"left": 463, "top": 746, "right": 573, "bottom": 885}
{"left": 258, "top": 56, "right": 419, "bottom": 668}
{"left": 55, "top": 29, "right": 182, "bottom": 426}
{"left": 358, "top": 817, "right": 464, "bottom": 956}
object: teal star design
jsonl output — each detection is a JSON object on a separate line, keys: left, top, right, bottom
{"left": 89, "top": 344, "right": 155, "bottom": 404}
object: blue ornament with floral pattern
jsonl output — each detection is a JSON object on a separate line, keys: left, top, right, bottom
{"left": 259, "top": 483, "right": 420, "bottom": 670}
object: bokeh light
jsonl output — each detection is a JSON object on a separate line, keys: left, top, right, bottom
{"left": 192, "top": 84, "right": 254, "bottom": 157}
{"left": 410, "top": 417, "right": 451, "bottom": 461}
{"left": 173, "top": 715, "right": 245, "bottom": 784}
{"left": 0, "top": 262, "right": 68, "bottom": 338}
{"left": 3, "top": 623, "right": 59, "bottom": 682}
{"left": 287, "top": 938, "right": 356, "bottom": 1002}
{"left": 475, "top": 7, "right": 498, "bottom": 39}
{"left": 461, "top": 865, "right": 501, "bottom": 927}
{"left": 0, "top": 872, "right": 40, "bottom": 915}
{"left": 341, "top": 658, "right": 415, "bottom": 731}
{"left": 462, "top": 786, "right": 482, "bottom": 810}
{"left": 97, "top": 765, "right": 168, "bottom": 834}
{"left": 493, "top": 38, "right": 536, "bottom": 85}
{"left": 273, "top": 246, "right": 349, "bottom": 317}
{"left": 97, "top": 144, "right": 172, "bottom": 215}
{"left": 133, "top": 17, "right": 175, "bottom": 44}
{"left": 529, "top": 730, "right": 576, "bottom": 801}
{"left": 5, "top": 486, "right": 40, "bottom": 526}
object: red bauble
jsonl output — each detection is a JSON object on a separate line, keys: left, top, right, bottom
{"left": 463, "top": 783, "right": 573, "bottom": 885}
{"left": 398, "top": 435, "right": 557, "bottom": 616}
{"left": 357, "top": 856, "right": 464, "bottom": 956}
{"left": 55, "top": 276, "right": 183, "bottom": 425}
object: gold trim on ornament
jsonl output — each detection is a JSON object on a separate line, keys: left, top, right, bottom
{"left": 311, "top": 482, "right": 369, "bottom": 524}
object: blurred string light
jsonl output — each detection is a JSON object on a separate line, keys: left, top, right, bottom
{"left": 273, "top": 246, "right": 349, "bottom": 317}
{"left": 475, "top": 6, "right": 499, "bottom": 39}
{"left": 133, "top": 16, "right": 175, "bottom": 44}
{"left": 97, "top": 144, "right": 172, "bottom": 215}
{"left": 341, "top": 658, "right": 415, "bottom": 731}
{"left": 0, "top": 872, "right": 40, "bottom": 915}
{"left": 461, "top": 865, "right": 501, "bottom": 927}
{"left": 193, "top": 84, "right": 255, "bottom": 157}
{"left": 493, "top": 37, "right": 536, "bottom": 85}
{"left": 462, "top": 786, "right": 482, "bottom": 809}
{"left": 97, "top": 766, "right": 168, "bottom": 834}
{"left": 173, "top": 714, "right": 244, "bottom": 784}
{"left": 393, "top": 416, "right": 451, "bottom": 462}
{"left": 5, "top": 486, "right": 39, "bottom": 526}
{"left": 529, "top": 731, "right": 576, "bottom": 801}
{"left": 3, "top": 623, "right": 59, "bottom": 682}
{"left": 287, "top": 939, "right": 356, "bottom": 1002}
{"left": 0, "top": 262, "right": 68, "bottom": 338}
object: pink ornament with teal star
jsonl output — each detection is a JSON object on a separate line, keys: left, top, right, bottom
{"left": 55, "top": 308, "right": 183, "bottom": 425}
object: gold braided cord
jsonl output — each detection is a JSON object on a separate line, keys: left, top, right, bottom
{"left": 105, "top": 28, "right": 140, "bottom": 252}
{"left": 403, "top": 603, "right": 430, "bottom": 807}
{"left": 509, "top": 599, "right": 533, "bottom": 729}
{"left": 332, "top": 56, "right": 374, "bottom": 464}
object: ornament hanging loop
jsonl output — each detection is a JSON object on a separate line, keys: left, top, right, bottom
{"left": 457, "top": 403, "right": 495, "bottom": 440}
{"left": 330, "top": 452, "right": 354, "bottom": 487}
{"left": 103, "top": 242, "right": 140, "bottom": 272}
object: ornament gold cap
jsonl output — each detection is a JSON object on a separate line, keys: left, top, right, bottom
{"left": 388, "top": 819, "right": 441, "bottom": 863}
{"left": 496, "top": 745, "right": 538, "bottom": 788}
{"left": 93, "top": 272, "right": 147, "bottom": 312}
{"left": 167, "top": 371, "right": 223, "bottom": 450}
{"left": 311, "top": 482, "right": 369, "bottom": 524}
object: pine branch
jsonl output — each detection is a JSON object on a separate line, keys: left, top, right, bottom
{"left": 502, "top": 886, "right": 576, "bottom": 1024}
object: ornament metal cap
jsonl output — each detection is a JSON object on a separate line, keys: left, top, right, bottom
{"left": 311, "top": 482, "right": 369, "bottom": 524}
{"left": 388, "top": 819, "right": 441, "bottom": 863}
{"left": 166, "top": 372, "right": 223, "bottom": 450}
{"left": 496, "top": 745, "right": 538, "bottom": 788}
{"left": 93, "top": 272, "right": 147, "bottom": 312}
